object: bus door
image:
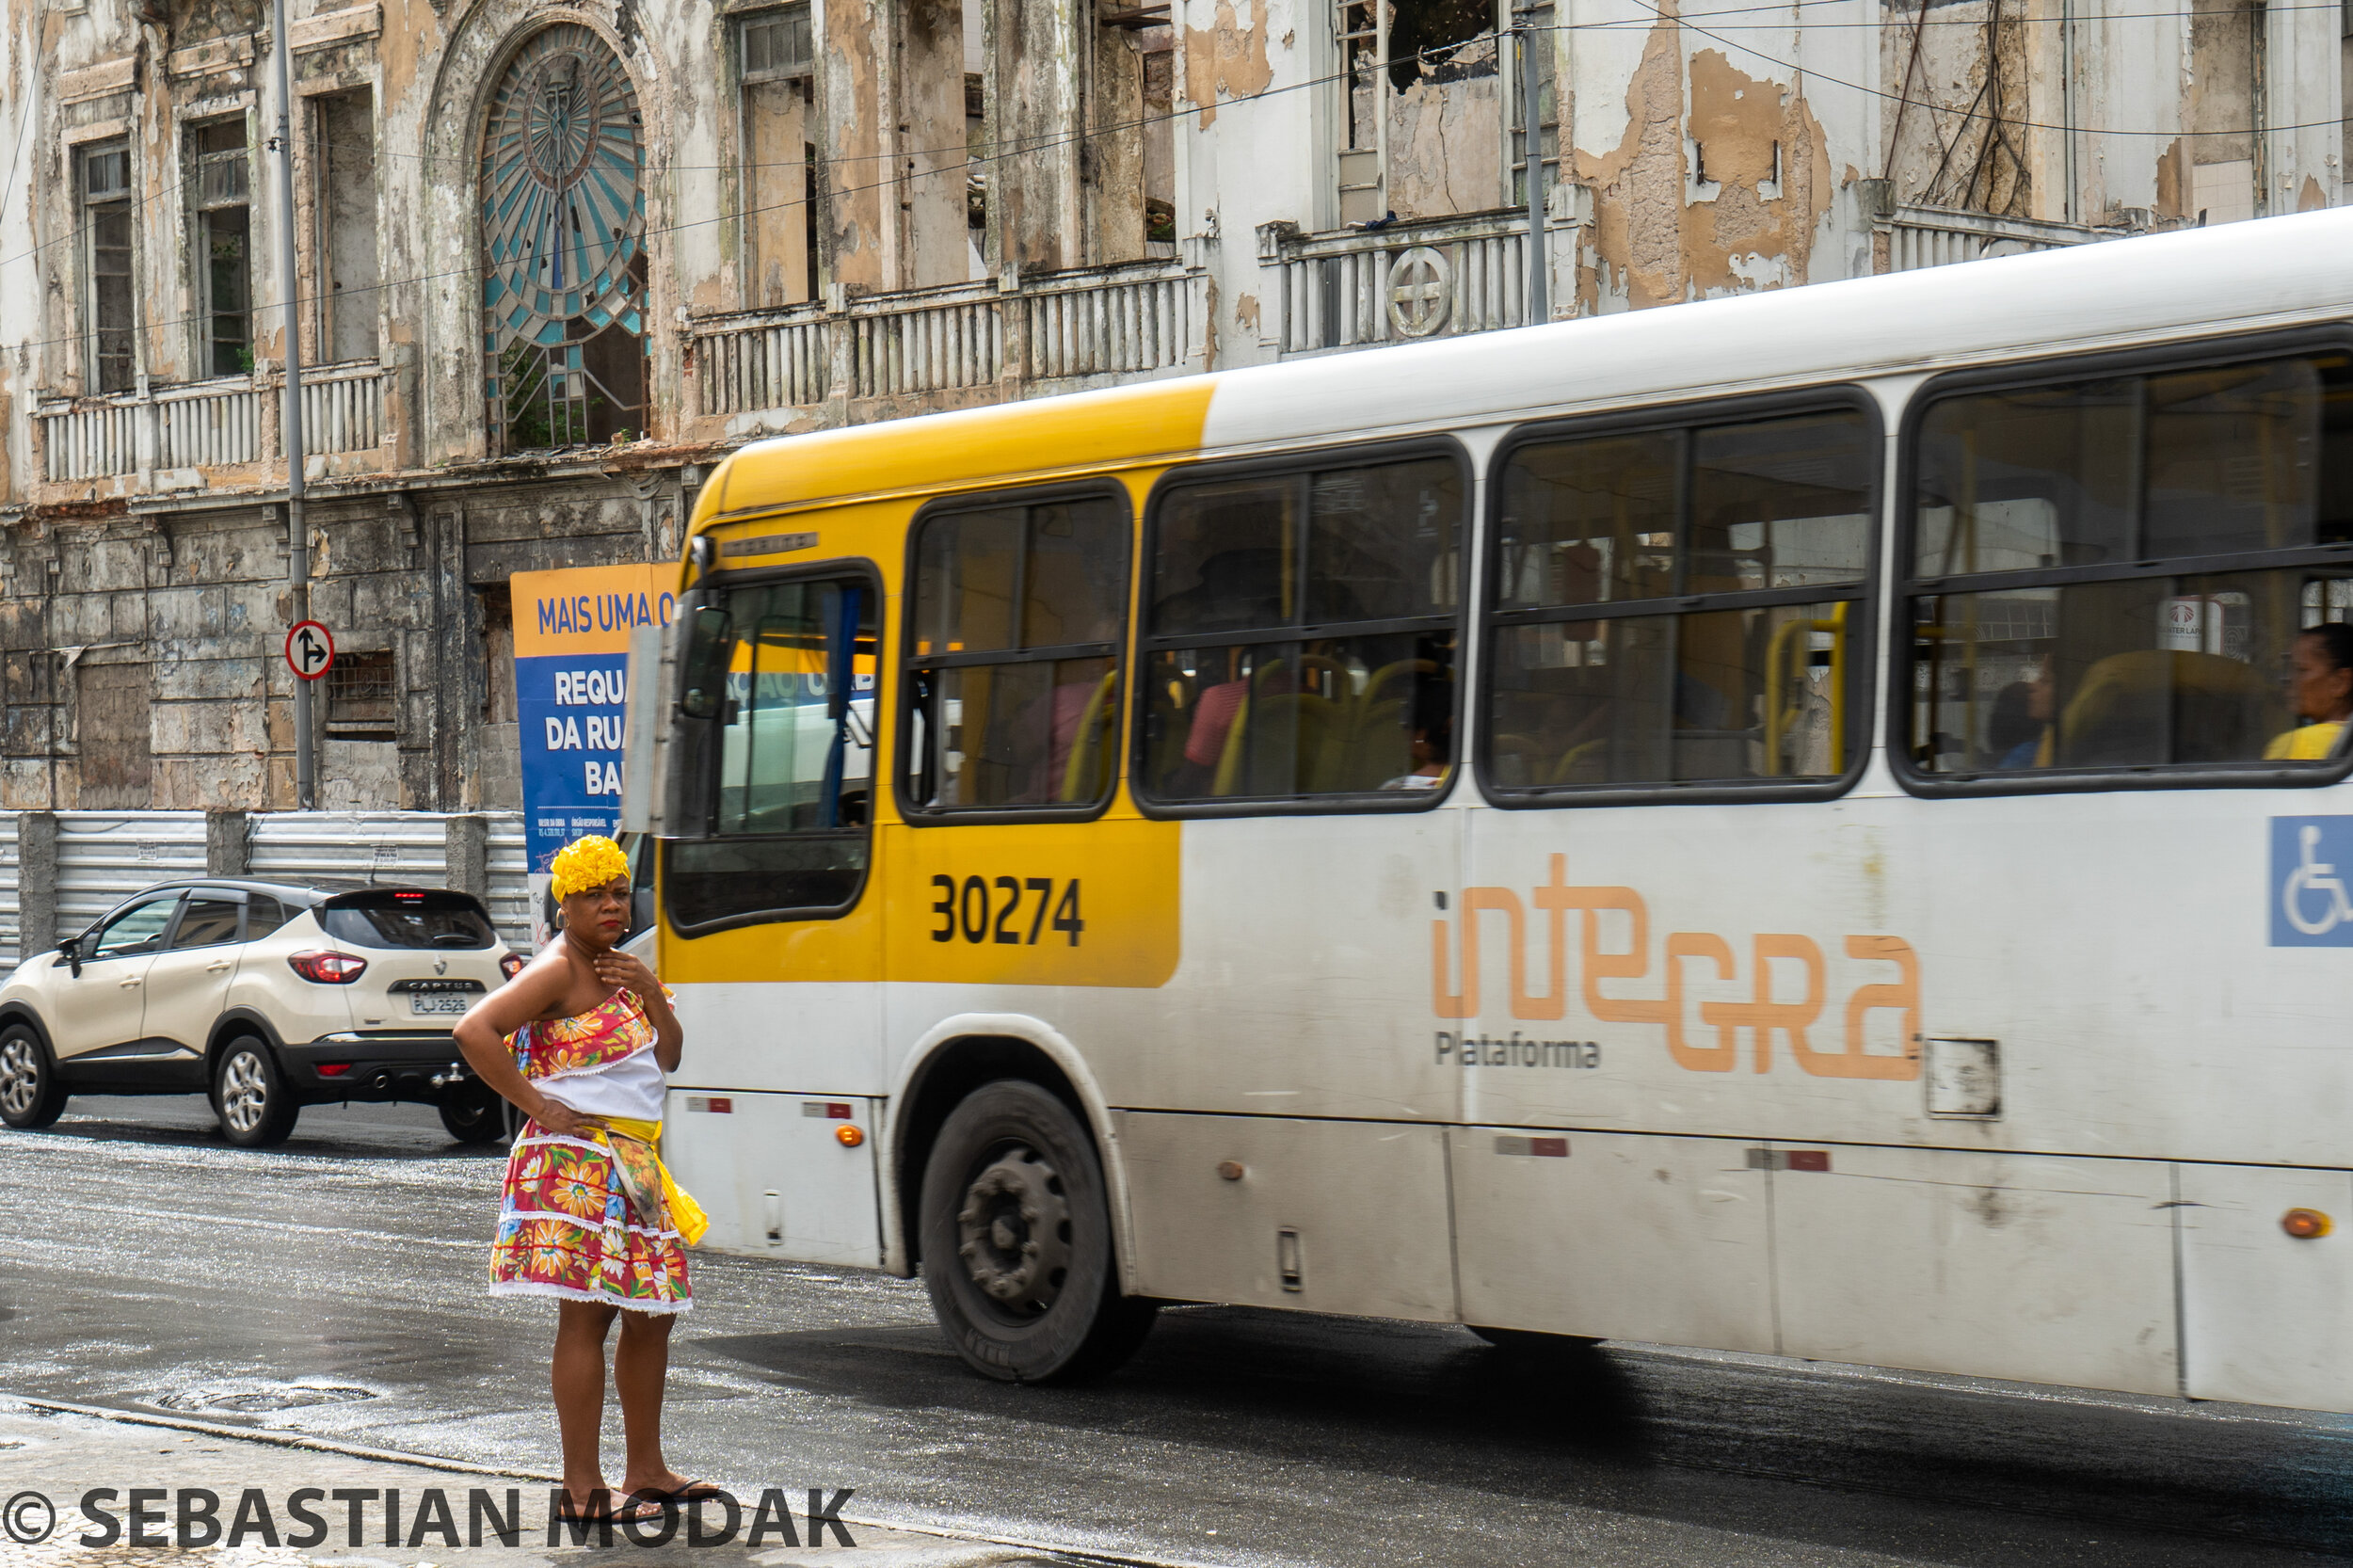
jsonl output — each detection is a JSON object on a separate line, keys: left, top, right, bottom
{"left": 1106, "top": 447, "right": 1471, "bottom": 1321}
{"left": 655, "top": 563, "right": 888, "bottom": 1266}
{"left": 1453, "top": 400, "right": 1880, "bottom": 1349}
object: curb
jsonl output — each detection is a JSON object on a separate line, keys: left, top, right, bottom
{"left": 0, "top": 1394, "right": 1210, "bottom": 1568}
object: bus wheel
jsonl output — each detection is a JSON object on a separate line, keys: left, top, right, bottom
{"left": 919, "top": 1079, "right": 1156, "bottom": 1384}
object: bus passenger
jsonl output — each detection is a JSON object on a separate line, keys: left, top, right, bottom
{"left": 1382, "top": 681, "right": 1452, "bottom": 790}
{"left": 2266, "top": 622, "right": 2353, "bottom": 760}
{"left": 1990, "top": 663, "right": 2053, "bottom": 768}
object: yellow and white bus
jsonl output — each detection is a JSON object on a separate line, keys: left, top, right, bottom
{"left": 627, "top": 206, "right": 2353, "bottom": 1404}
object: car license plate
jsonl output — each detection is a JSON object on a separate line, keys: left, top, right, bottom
{"left": 408, "top": 994, "right": 471, "bottom": 1016}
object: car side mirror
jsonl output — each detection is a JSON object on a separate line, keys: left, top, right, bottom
{"left": 60, "top": 936, "right": 80, "bottom": 978}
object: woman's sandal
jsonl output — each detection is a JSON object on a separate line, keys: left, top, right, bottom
{"left": 645, "top": 1480, "right": 728, "bottom": 1504}
{"left": 565, "top": 1492, "right": 675, "bottom": 1526}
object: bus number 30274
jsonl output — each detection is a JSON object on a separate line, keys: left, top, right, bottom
{"left": 929, "top": 875, "right": 1085, "bottom": 947}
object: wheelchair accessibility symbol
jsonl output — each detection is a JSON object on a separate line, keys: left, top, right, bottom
{"left": 2271, "top": 817, "right": 2353, "bottom": 945}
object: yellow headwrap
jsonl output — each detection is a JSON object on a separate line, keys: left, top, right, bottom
{"left": 549, "top": 834, "right": 631, "bottom": 901}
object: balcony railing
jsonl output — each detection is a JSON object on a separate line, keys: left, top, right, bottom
{"left": 692, "top": 261, "right": 1206, "bottom": 419}
{"left": 1880, "top": 204, "right": 2116, "bottom": 273}
{"left": 36, "top": 361, "right": 392, "bottom": 484}
{"left": 696, "top": 306, "right": 831, "bottom": 416}
{"left": 851, "top": 281, "right": 1003, "bottom": 400}
{"left": 302, "top": 362, "right": 388, "bottom": 455}
{"left": 1257, "top": 211, "right": 1531, "bottom": 356}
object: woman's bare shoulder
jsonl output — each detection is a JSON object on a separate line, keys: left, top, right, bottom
{"left": 526, "top": 937, "right": 610, "bottom": 1022}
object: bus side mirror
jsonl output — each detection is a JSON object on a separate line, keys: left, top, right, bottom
{"left": 619, "top": 618, "right": 677, "bottom": 837}
{"left": 677, "top": 607, "right": 732, "bottom": 721}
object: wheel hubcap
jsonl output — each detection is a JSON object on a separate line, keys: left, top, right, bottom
{"left": 0, "top": 1039, "right": 39, "bottom": 1116}
{"left": 220, "top": 1052, "right": 269, "bottom": 1133}
{"left": 955, "top": 1144, "right": 1072, "bottom": 1318}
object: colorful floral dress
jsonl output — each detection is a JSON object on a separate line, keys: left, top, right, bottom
{"left": 488, "top": 989, "right": 694, "bottom": 1314}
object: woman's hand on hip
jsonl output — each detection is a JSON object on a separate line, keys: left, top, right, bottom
{"left": 530, "top": 1095, "right": 586, "bottom": 1137}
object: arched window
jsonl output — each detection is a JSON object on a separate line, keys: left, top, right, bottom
{"left": 479, "top": 24, "right": 648, "bottom": 450}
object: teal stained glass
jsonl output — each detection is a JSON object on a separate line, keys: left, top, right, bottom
{"left": 479, "top": 23, "right": 648, "bottom": 449}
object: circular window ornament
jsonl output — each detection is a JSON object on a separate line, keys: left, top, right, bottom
{"left": 1386, "top": 246, "right": 1453, "bottom": 339}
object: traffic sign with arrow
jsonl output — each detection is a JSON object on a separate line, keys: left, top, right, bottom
{"left": 284, "top": 620, "right": 335, "bottom": 681}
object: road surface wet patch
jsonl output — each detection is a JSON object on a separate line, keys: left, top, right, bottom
{"left": 148, "top": 1384, "right": 379, "bottom": 1415}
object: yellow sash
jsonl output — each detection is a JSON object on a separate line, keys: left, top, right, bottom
{"left": 584, "top": 1116, "right": 711, "bottom": 1246}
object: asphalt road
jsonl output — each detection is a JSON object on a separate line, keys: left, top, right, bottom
{"left": 4, "top": 1098, "right": 2352, "bottom": 1567}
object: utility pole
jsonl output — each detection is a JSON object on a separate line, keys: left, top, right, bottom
{"left": 269, "top": 0, "right": 314, "bottom": 808}
{"left": 1515, "top": 0, "right": 1547, "bottom": 326}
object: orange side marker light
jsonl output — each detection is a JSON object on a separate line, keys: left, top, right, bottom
{"left": 2282, "top": 1208, "right": 2332, "bottom": 1240}
{"left": 836, "top": 1125, "right": 864, "bottom": 1147}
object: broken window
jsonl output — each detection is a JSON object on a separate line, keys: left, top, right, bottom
{"left": 480, "top": 585, "right": 517, "bottom": 725}
{"left": 1082, "top": 0, "right": 1175, "bottom": 264}
{"left": 1335, "top": 0, "right": 1501, "bottom": 224}
{"left": 968, "top": 55, "right": 988, "bottom": 272}
{"left": 188, "top": 119, "right": 253, "bottom": 379}
{"left": 2188, "top": 1, "right": 2263, "bottom": 224}
{"left": 75, "top": 660, "right": 153, "bottom": 809}
{"left": 895, "top": 0, "right": 981, "bottom": 287}
{"left": 311, "top": 90, "right": 379, "bottom": 364}
{"left": 740, "top": 5, "right": 820, "bottom": 305}
{"left": 78, "top": 141, "right": 136, "bottom": 393}
{"left": 326, "top": 649, "right": 397, "bottom": 742}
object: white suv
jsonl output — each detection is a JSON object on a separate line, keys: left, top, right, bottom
{"left": 0, "top": 880, "right": 522, "bottom": 1147}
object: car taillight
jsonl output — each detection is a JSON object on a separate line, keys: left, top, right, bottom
{"left": 499, "top": 952, "right": 526, "bottom": 982}
{"left": 288, "top": 950, "right": 367, "bottom": 984}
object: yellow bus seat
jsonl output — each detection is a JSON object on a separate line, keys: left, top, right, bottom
{"left": 1056, "top": 668, "right": 1120, "bottom": 803}
{"left": 2057, "top": 648, "right": 2273, "bottom": 767}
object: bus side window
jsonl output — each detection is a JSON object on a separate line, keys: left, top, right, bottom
{"left": 1906, "top": 348, "right": 2353, "bottom": 778}
{"left": 1484, "top": 406, "right": 1874, "bottom": 793}
{"left": 1137, "top": 452, "right": 1464, "bottom": 806}
{"left": 901, "top": 493, "right": 1129, "bottom": 816}
{"left": 663, "top": 570, "right": 880, "bottom": 931}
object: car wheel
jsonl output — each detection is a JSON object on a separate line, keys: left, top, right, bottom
{"left": 437, "top": 1080, "right": 508, "bottom": 1144}
{"left": 919, "top": 1079, "right": 1157, "bottom": 1384}
{"left": 0, "top": 1025, "right": 68, "bottom": 1130}
{"left": 213, "top": 1038, "right": 299, "bottom": 1148}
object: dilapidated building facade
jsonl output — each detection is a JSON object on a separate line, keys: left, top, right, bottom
{"left": 0, "top": 0, "right": 2339, "bottom": 809}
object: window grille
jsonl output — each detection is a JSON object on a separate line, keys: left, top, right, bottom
{"left": 326, "top": 650, "right": 397, "bottom": 741}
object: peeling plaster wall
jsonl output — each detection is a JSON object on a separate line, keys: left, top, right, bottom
{"left": 1880, "top": 0, "right": 2034, "bottom": 217}
{"left": 1083, "top": 20, "right": 1151, "bottom": 264}
{"left": 1000, "top": 0, "right": 1082, "bottom": 271}
{"left": 902, "top": 0, "right": 973, "bottom": 287}
{"left": 820, "top": 0, "right": 888, "bottom": 293}
{"left": 1385, "top": 36, "right": 1501, "bottom": 219}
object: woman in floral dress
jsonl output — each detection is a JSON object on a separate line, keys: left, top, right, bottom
{"left": 456, "top": 835, "right": 714, "bottom": 1524}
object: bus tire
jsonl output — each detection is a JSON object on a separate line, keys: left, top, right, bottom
{"left": 919, "top": 1079, "right": 1156, "bottom": 1384}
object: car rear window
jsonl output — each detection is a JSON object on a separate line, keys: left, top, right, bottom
{"left": 319, "top": 890, "right": 497, "bottom": 950}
